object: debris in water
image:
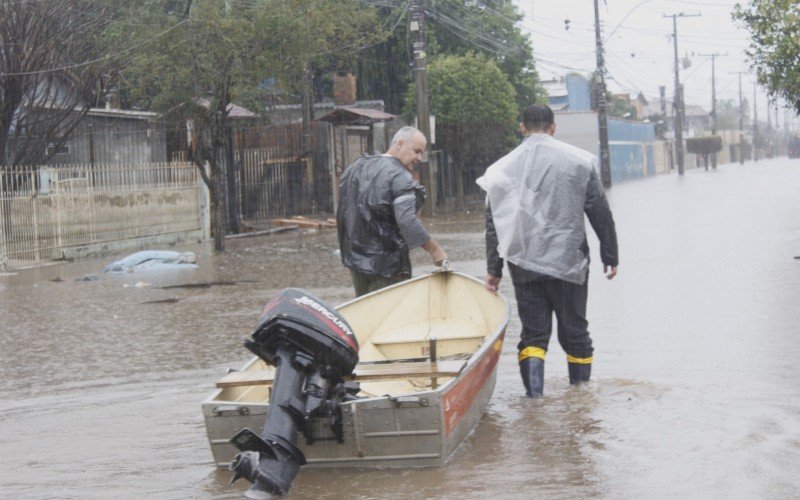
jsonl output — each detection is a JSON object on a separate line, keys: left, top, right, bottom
{"left": 158, "top": 280, "right": 256, "bottom": 290}
{"left": 141, "top": 298, "right": 182, "bottom": 305}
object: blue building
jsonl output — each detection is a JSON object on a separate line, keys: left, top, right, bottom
{"left": 545, "top": 75, "right": 659, "bottom": 182}
{"left": 542, "top": 75, "right": 592, "bottom": 112}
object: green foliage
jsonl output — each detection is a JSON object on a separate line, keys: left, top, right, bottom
{"left": 427, "top": 0, "right": 542, "bottom": 110}
{"left": 357, "top": 1, "right": 542, "bottom": 114}
{"left": 114, "top": 0, "right": 379, "bottom": 118}
{"left": 686, "top": 136, "right": 723, "bottom": 155}
{"left": 354, "top": 5, "right": 412, "bottom": 114}
{"left": 404, "top": 52, "right": 517, "bottom": 210}
{"left": 404, "top": 53, "right": 517, "bottom": 129}
{"left": 607, "top": 94, "right": 637, "bottom": 119}
{"left": 107, "top": 0, "right": 381, "bottom": 250}
{"left": 734, "top": 0, "right": 800, "bottom": 112}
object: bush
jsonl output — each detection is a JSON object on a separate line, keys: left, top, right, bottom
{"left": 686, "top": 136, "right": 723, "bottom": 155}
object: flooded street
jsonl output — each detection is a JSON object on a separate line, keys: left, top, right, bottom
{"left": 2, "top": 158, "right": 800, "bottom": 499}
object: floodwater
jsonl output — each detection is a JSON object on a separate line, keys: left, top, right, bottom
{"left": 2, "top": 158, "right": 800, "bottom": 499}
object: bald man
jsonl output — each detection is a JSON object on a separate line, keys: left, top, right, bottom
{"left": 336, "top": 126, "right": 448, "bottom": 296}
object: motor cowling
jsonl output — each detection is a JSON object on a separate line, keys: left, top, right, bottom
{"left": 229, "top": 289, "right": 359, "bottom": 498}
{"left": 246, "top": 288, "right": 359, "bottom": 377}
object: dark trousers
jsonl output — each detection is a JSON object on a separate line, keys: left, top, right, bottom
{"left": 349, "top": 269, "right": 406, "bottom": 297}
{"left": 509, "top": 264, "right": 593, "bottom": 359}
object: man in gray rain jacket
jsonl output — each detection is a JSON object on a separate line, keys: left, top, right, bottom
{"left": 477, "top": 104, "right": 618, "bottom": 397}
{"left": 337, "top": 126, "right": 447, "bottom": 297}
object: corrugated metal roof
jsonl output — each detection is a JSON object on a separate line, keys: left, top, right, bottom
{"left": 196, "top": 98, "right": 259, "bottom": 118}
{"left": 317, "top": 107, "right": 397, "bottom": 124}
{"left": 87, "top": 108, "right": 158, "bottom": 119}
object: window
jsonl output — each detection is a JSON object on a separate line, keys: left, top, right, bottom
{"left": 46, "top": 142, "right": 70, "bottom": 156}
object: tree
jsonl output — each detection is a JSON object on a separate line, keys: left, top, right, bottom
{"left": 355, "top": 5, "right": 413, "bottom": 114}
{"left": 716, "top": 99, "right": 740, "bottom": 130}
{"left": 0, "top": 1, "right": 115, "bottom": 168}
{"left": 734, "top": 0, "right": 800, "bottom": 112}
{"left": 358, "top": 1, "right": 543, "bottom": 114}
{"left": 114, "top": 0, "right": 379, "bottom": 251}
{"left": 406, "top": 53, "right": 516, "bottom": 211}
{"left": 426, "top": 0, "right": 542, "bottom": 110}
{"left": 686, "top": 136, "right": 723, "bottom": 170}
{"left": 607, "top": 94, "right": 637, "bottom": 119}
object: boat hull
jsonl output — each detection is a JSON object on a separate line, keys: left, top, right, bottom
{"left": 203, "top": 271, "right": 508, "bottom": 468}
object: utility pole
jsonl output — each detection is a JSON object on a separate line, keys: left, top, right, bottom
{"left": 699, "top": 52, "right": 726, "bottom": 168}
{"left": 665, "top": 12, "right": 701, "bottom": 175}
{"left": 593, "top": 0, "right": 611, "bottom": 188}
{"left": 767, "top": 96, "right": 773, "bottom": 158}
{"left": 729, "top": 71, "right": 745, "bottom": 164}
{"left": 775, "top": 102, "right": 780, "bottom": 156}
{"left": 753, "top": 82, "right": 758, "bottom": 162}
{"left": 409, "top": 0, "right": 434, "bottom": 216}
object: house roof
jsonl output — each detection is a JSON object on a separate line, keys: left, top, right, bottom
{"left": 542, "top": 80, "right": 568, "bottom": 97}
{"left": 196, "top": 98, "right": 259, "bottom": 119}
{"left": 317, "top": 107, "right": 397, "bottom": 125}
{"left": 87, "top": 108, "right": 158, "bottom": 120}
{"left": 684, "top": 104, "right": 709, "bottom": 118}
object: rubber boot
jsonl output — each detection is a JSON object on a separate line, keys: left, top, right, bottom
{"left": 567, "top": 360, "right": 592, "bottom": 385}
{"left": 519, "top": 357, "right": 545, "bottom": 397}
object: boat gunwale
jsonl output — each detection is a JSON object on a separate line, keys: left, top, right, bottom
{"left": 203, "top": 271, "right": 510, "bottom": 407}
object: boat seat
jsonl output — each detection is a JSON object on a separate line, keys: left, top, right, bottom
{"left": 216, "top": 359, "right": 467, "bottom": 388}
{"left": 369, "top": 319, "right": 486, "bottom": 345}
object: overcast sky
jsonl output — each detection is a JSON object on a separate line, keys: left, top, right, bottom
{"left": 512, "top": 0, "right": 793, "bottom": 125}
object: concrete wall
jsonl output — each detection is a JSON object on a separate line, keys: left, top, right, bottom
{"left": 554, "top": 112, "right": 599, "bottom": 156}
{"left": 608, "top": 118, "right": 656, "bottom": 181}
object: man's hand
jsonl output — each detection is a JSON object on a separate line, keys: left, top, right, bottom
{"left": 604, "top": 265, "right": 618, "bottom": 280}
{"left": 432, "top": 250, "right": 448, "bottom": 267}
{"left": 486, "top": 274, "right": 501, "bottom": 293}
{"left": 422, "top": 238, "right": 447, "bottom": 266}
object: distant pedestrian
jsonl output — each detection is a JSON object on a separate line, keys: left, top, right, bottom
{"left": 337, "top": 126, "right": 448, "bottom": 297}
{"left": 477, "top": 104, "right": 618, "bottom": 397}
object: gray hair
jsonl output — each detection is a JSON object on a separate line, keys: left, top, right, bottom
{"left": 390, "top": 126, "right": 423, "bottom": 147}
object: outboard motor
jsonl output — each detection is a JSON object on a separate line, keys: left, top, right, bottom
{"left": 228, "top": 289, "right": 359, "bottom": 498}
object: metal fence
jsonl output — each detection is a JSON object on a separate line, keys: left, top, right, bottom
{"left": 0, "top": 162, "right": 201, "bottom": 267}
{"left": 236, "top": 149, "right": 311, "bottom": 220}
{"left": 232, "top": 123, "right": 333, "bottom": 224}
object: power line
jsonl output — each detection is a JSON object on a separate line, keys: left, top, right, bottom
{"left": 0, "top": 19, "right": 188, "bottom": 78}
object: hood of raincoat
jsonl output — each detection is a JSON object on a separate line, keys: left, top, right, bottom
{"left": 476, "top": 134, "right": 598, "bottom": 285}
{"left": 336, "top": 155, "right": 425, "bottom": 278}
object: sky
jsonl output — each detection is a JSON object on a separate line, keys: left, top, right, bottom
{"left": 512, "top": 0, "right": 797, "bottom": 127}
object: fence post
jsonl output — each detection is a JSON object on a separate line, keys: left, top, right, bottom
{"left": 32, "top": 189, "right": 40, "bottom": 264}
{"left": 0, "top": 171, "right": 7, "bottom": 271}
{"left": 200, "top": 161, "right": 212, "bottom": 241}
{"left": 54, "top": 169, "right": 64, "bottom": 252}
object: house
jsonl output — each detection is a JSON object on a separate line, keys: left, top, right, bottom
{"left": 8, "top": 76, "right": 168, "bottom": 166}
{"left": 540, "top": 74, "right": 659, "bottom": 181}
{"left": 44, "top": 106, "right": 167, "bottom": 166}
{"left": 541, "top": 75, "right": 592, "bottom": 111}
{"left": 641, "top": 97, "right": 709, "bottom": 137}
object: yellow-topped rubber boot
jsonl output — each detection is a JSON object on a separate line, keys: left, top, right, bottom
{"left": 519, "top": 347, "right": 546, "bottom": 397}
{"left": 567, "top": 355, "right": 592, "bottom": 384}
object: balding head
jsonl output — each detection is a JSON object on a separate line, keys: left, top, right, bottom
{"left": 387, "top": 126, "right": 427, "bottom": 171}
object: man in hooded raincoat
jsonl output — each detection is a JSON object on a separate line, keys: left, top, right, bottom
{"left": 476, "top": 104, "right": 618, "bottom": 397}
{"left": 337, "top": 126, "right": 448, "bottom": 297}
